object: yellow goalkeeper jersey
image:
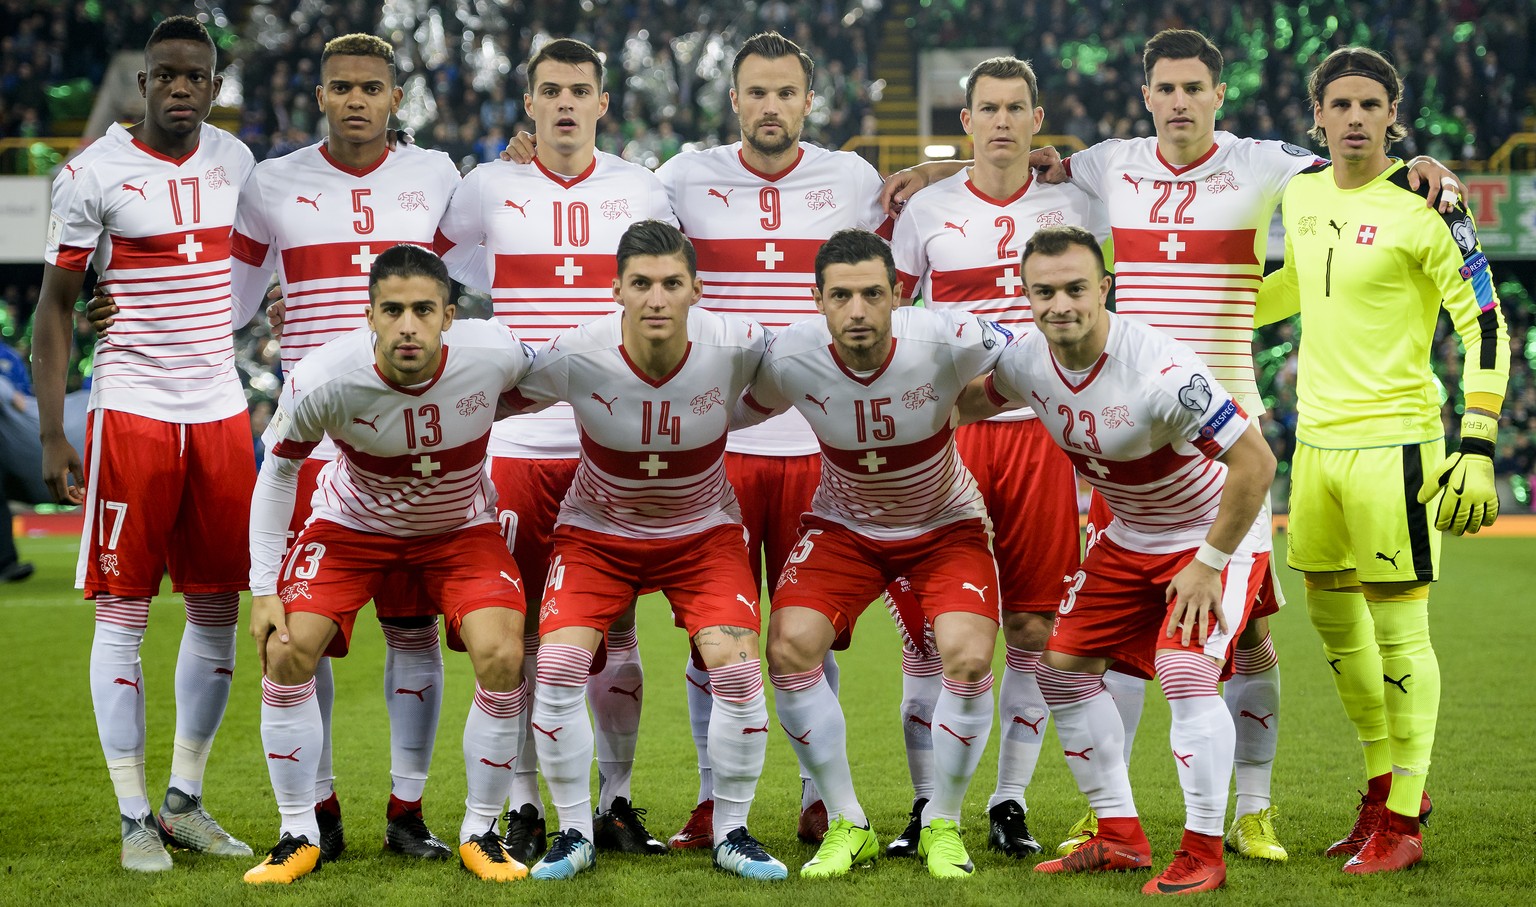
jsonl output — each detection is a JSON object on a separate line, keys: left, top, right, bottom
{"left": 1257, "top": 160, "right": 1509, "bottom": 449}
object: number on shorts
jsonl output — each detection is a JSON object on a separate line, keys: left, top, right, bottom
{"left": 283, "top": 542, "right": 326, "bottom": 582}
{"left": 97, "top": 500, "right": 128, "bottom": 549}
{"left": 545, "top": 554, "right": 566, "bottom": 592}
{"left": 498, "top": 510, "right": 519, "bottom": 553}
{"left": 785, "top": 529, "right": 822, "bottom": 565}
{"left": 1059, "top": 570, "right": 1087, "bottom": 615}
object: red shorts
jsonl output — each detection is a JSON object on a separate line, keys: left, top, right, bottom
{"left": 958, "top": 418, "right": 1080, "bottom": 613}
{"left": 79, "top": 409, "right": 253, "bottom": 597}
{"left": 277, "top": 520, "right": 525, "bottom": 658}
{"left": 489, "top": 456, "right": 580, "bottom": 604}
{"left": 539, "top": 523, "right": 759, "bottom": 637}
{"left": 772, "top": 516, "right": 1000, "bottom": 649}
{"left": 725, "top": 452, "right": 819, "bottom": 596}
{"left": 1049, "top": 534, "right": 1264, "bottom": 681}
{"left": 1086, "top": 489, "right": 1279, "bottom": 619}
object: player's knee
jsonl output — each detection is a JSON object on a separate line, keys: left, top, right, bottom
{"left": 264, "top": 637, "right": 319, "bottom": 686}
{"left": 939, "top": 646, "right": 993, "bottom": 683}
{"left": 765, "top": 624, "right": 821, "bottom": 676}
{"left": 1002, "top": 611, "right": 1051, "bottom": 650}
{"left": 464, "top": 631, "right": 525, "bottom": 690}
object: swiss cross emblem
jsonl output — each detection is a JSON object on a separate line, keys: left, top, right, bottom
{"left": 1356, "top": 225, "right": 1378, "bottom": 245}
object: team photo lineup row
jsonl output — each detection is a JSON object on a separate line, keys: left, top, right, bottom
{"left": 32, "top": 12, "right": 1509, "bottom": 895}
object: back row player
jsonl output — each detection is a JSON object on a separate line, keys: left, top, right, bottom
{"left": 884, "top": 27, "right": 1462, "bottom": 860}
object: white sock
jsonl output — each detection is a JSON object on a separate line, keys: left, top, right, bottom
{"left": 461, "top": 682, "right": 527, "bottom": 844}
{"left": 510, "top": 631, "right": 542, "bottom": 815}
{"left": 770, "top": 666, "right": 864, "bottom": 826}
{"left": 1158, "top": 652, "right": 1234, "bottom": 837}
{"left": 382, "top": 622, "right": 443, "bottom": 803}
{"left": 684, "top": 659, "right": 714, "bottom": 803}
{"left": 990, "top": 647, "right": 1047, "bottom": 811}
{"left": 900, "top": 645, "right": 942, "bottom": 801}
{"left": 1226, "top": 635, "right": 1280, "bottom": 815}
{"left": 923, "top": 674, "right": 994, "bottom": 824}
{"left": 313, "top": 656, "right": 336, "bottom": 802}
{"left": 532, "top": 644, "right": 596, "bottom": 840}
{"left": 1038, "top": 665, "right": 1136, "bottom": 818}
{"left": 168, "top": 593, "right": 238, "bottom": 798}
{"left": 707, "top": 661, "right": 768, "bottom": 841}
{"left": 800, "top": 651, "right": 839, "bottom": 810}
{"left": 90, "top": 596, "right": 150, "bottom": 817}
{"left": 261, "top": 676, "right": 323, "bottom": 842}
{"left": 1103, "top": 668, "right": 1147, "bottom": 765}
{"left": 590, "top": 625, "right": 642, "bottom": 811}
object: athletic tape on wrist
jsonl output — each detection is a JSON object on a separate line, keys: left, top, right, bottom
{"left": 1194, "top": 541, "right": 1232, "bottom": 572}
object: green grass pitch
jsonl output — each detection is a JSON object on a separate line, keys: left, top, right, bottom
{"left": 1, "top": 531, "right": 1532, "bottom": 905}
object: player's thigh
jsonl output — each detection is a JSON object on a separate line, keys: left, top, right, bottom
{"left": 770, "top": 519, "right": 886, "bottom": 650}
{"left": 1049, "top": 537, "right": 1173, "bottom": 679}
{"left": 168, "top": 412, "right": 256, "bottom": 593}
{"left": 490, "top": 456, "right": 578, "bottom": 601}
{"left": 657, "top": 525, "right": 763, "bottom": 645}
{"left": 1155, "top": 549, "right": 1263, "bottom": 674}
{"left": 80, "top": 410, "right": 184, "bottom": 597}
{"left": 1340, "top": 441, "right": 1442, "bottom": 583}
{"left": 536, "top": 524, "right": 643, "bottom": 636}
{"left": 1285, "top": 443, "right": 1353, "bottom": 574}
{"left": 425, "top": 523, "right": 530, "bottom": 646}
{"left": 277, "top": 521, "right": 389, "bottom": 658}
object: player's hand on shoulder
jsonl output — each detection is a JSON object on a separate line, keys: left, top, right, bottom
{"left": 1404, "top": 156, "right": 1468, "bottom": 213}
{"left": 385, "top": 126, "right": 416, "bottom": 149}
{"left": 86, "top": 284, "right": 118, "bottom": 335}
{"left": 501, "top": 131, "right": 537, "bottom": 164}
{"left": 1031, "top": 146, "right": 1067, "bottom": 182}
{"left": 879, "top": 166, "right": 927, "bottom": 218}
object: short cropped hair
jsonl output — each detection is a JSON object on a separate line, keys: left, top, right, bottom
{"left": 368, "top": 244, "right": 450, "bottom": 303}
{"left": 965, "top": 56, "right": 1039, "bottom": 109}
{"left": 617, "top": 220, "right": 697, "bottom": 278}
{"left": 1143, "top": 29, "right": 1223, "bottom": 85}
{"left": 528, "top": 38, "right": 605, "bottom": 89}
{"left": 146, "top": 15, "right": 216, "bottom": 66}
{"left": 1306, "top": 46, "right": 1408, "bottom": 146}
{"left": 732, "top": 31, "right": 814, "bottom": 91}
{"left": 322, "top": 33, "right": 396, "bottom": 75}
{"left": 1020, "top": 225, "right": 1107, "bottom": 276}
{"left": 814, "top": 229, "right": 896, "bottom": 292}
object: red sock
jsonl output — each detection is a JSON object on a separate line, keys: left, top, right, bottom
{"left": 1365, "top": 772, "right": 1391, "bottom": 803}
{"left": 1098, "top": 815, "right": 1149, "bottom": 847}
{"left": 1385, "top": 810, "right": 1420, "bottom": 835}
{"left": 387, "top": 794, "right": 422, "bottom": 821}
{"left": 1180, "top": 828, "right": 1223, "bottom": 862}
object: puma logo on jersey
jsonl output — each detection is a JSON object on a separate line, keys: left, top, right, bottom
{"left": 1031, "top": 391, "right": 1050, "bottom": 408}
{"left": 1160, "top": 357, "right": 1180, "bottom": 375}
{"left": 804, "top": 394, "right": 829, "bottom": 414}
{"left": 943, "top": 219, "right": 969, "bottom": 237}
{"left": 707, "top": 188, "right": 733, "bottom": 205}
{"left": 962, "top": 582, "right": 989, "bottom": 600}
{"left": 1329, "top": 219, "right": 1347, "bottom": 238}
{"left": 1122, "top": 174, "right": 1143, "bottom": 193}
{"left": 64, "top": 163, "right": 81, "bottom": 179}
{"left": 499, "top": 571, "right": 522, "bottom": 591}
{"left": 296, "top": 193, "right": 322, "bottom": 210}
{"left": 352, "top": 415, "right": 380, "bottom": 431}
{"left": 736, "top": 593, "right": 758, "bottom": 616}
{"left": 503, "top": 199, "right": 529, "bottom": 215}
{"left": 591, "top": 392, "right": 617, "bottom": 414}
{"left": 1375, "top": 550, "right": 1401, "bottom": 569}
{"left": 121, "top": 181, "right": 148, "bottom": 199}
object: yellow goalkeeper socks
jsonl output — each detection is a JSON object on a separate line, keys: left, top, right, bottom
{"left": 1366, "top": 594, "right": 1440, "bottom": 817}
{"left": 1305, "top": 586, "right": 1388, "bottom": 751}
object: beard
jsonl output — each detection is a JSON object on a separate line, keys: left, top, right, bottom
{"left": 744, "top": 120, "right": 798, "bottom": 157}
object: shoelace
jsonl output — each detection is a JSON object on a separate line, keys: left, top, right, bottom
{"left": 472, "top": 832, "right": 511, "bottom": 864}
{"left": 1160, "top": 850, "right": 1205, "bottom": 881}
{"left": 503, "top": 811, "right": 533, "bottom": 853}
{"left": 545, "top": 830, "right": 582, "bottom": 860}
{"left": 728, "top": 832, "right": 772, "bottom": 860}
{"left": 269, "top": 836, "right": 310, "bottom": 864}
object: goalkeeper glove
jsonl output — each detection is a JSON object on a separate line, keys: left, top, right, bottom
{"left": 1417, "top": 410, "right": 1499, "bottom": 535}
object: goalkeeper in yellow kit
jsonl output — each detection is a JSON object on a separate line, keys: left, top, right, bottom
{"left": 1258, "top": 46, "right": 1510, "bottom": 874}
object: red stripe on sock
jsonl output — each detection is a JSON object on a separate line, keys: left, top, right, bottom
{"left": 381, "top": 622, "right": 442, "bottom": 652}
{"left": 536, "top": 644, "right": 594, "bottom": 687}
{"left": 1154, "top": 651, "right": 1221, "bottom": 700}
{"left": 707, "top": 661, "right": 764, "bottom": 702}
{"left": 261, "top": 676, "right": 317, "bottom": 707}
{"left": 1231, "top": 633, "right": 1278, "bottom": 674}
{"left": 474, "top": 682, "right": 526, "bottom": 719}
{"left": 1037, "top": 664, "right": 1105, "bottom": 706}
{"left": 183, "top": 592, "right": 239, "bottom": 627}
{"left": 769, "top": 665, "right": 824, "bottom": 692}
{"left": 942, "top": 674, "right": 994, "bottom": 697}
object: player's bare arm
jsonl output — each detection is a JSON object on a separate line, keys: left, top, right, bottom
{"left": 32, "top": 263, "right": 89, "bottom": 504}
{"left": 956, "top": 373, "right": 1012, "bottom": 425}
{"left": 1404, "top": 156, "right": 1468, "bottom": 212}
{"left": 1163, "top": 423, "right": 1275, "bottom": 645}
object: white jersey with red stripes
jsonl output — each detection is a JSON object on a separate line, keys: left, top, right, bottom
{"left": 892, "top": 168, "right": 1103, "bottom": 423}
{"left": 230, "top": 143, "right": 463, "bottom": 373}
{"left": 657, "top": 142, "right": 889, "bottom": 456}
{"left": 1063, "top": 132, "right": 1320, "bottom": 413}
{"left": 435, "top": 151, "right": 676, "bottom": 458}
{"left": 743, "top": 306, "right": 1007, "bottom": 540}
{"left": 44, "top": 122, "right": 252, "bottom": 422}
{"left": 985, "top": 312, "right": 1252, "bottom": 554}
{"left": 503, "top": 307, "right": 765, "bottom": 539}
{"left": 265, "top": 317, "right": 534, "bottom": 545}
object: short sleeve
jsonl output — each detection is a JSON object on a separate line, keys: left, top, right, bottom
{"left": 1061, "top": 139, "right": 1119, "bottom": 201}
{"left": 1150, "top": 346, "right": 1249, "bottom": 459}
{"left": 45, "top": 164, "right": 103, "bottom": 271}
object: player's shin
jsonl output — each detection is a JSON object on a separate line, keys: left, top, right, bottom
{"left": 91, "top": 597, "right": 151, "bottom": 816}
{"left": 706, "top": 660, "right": 769, "bottom": 840}
{"left": 382, "top": 622, "right": 444, "bottom": 803}
{"left": 530, "top": 644, "right": 597, "bottom": 840}
{"left": 589, "top": 624, "right": 643, "bottom": 812}
{"left": 1225, "top": 633, "right": 1280, "bottom": 815}
{"left": 924, "top": 675, "right": 994, "bottom": 823}
{"left": 461, "top": 681, "right": 528, "bottom": 843}
{"left": 900, "top": 646, "right": 942, "bottom": 801}
{"left": 313, "top": 657, "right": 337, "bottom": 802}
{"left": 261, "top": 676, "right": 324, "bottom": 843}
{"left": 684, "top": 658, "right": 715, "bottom": 803}
{"left": 1037, "top": 665, "right": 1137, "bottom": 821}
{"left": 1102, "top": 669, "right": 1146, "bottom": 764}
{"left": 169, "top": 592, "right": 238, "bottom": 797}
{"left": 991, "top": 646, "right": 1047, "bottom": 809}
{"left": 1305, "top": 583, "right": 1389, "bottom": 772}
{"left": 770, "top": 666, "right": 865, "bottom": 826}
{"left": 509, "top": 630, "right": 541, "bottom": 814}
{"left": 1156, "top": 651, "right": 1233, "bottom": 838}
{"left": 1364, "top": 592, "right": 1439, "bottom": 819}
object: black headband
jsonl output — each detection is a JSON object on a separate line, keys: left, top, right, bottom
{"left": 1317, "top": 68, "right": 1398, "bottom": 101}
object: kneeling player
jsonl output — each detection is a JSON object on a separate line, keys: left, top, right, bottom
{"left": 244, "top": 245, "right": 536, "bottom": 884}
{"left": 740, "top": 229, "right": 1005, "bottom": 880}
{"left": 963, "top": 227, "right": 1275, "bottom": 895}
{"left": 501, "top": 221, "right": 785, "bottom": 881}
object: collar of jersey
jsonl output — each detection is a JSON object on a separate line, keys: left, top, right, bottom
{"left": 829, "top": 337, "right": 897, "bottom": 386}
{"left": 373, "top": 343, "right": 450, "bottom": 396}
{"left": 1155, "top": 140, "right": 1220, "bottom": 176}
{"left": 964, "top": 172, "right": 1033, "bottom": 207}
{"left": 320, "top": 142, "right": 390, "bottom": 178}
{"left": 619, "top": 341, "right": 693, "bottom": 388}
{"left": 737, "top": 144, "right": 805, "bottom": 182}
{"left": 534, "top": 153, "right": 598, "bottom": 189}
{"left": 130, "top": 134, "right": 200, "bottom": 167}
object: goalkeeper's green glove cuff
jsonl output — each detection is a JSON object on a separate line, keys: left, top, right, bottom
{"left": 1416, "top": 411, "right": 1500, "bottom": 534}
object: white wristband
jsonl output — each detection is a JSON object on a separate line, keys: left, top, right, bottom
{"left": 1194, "top": 541, "right": 1232, "bottom": 571}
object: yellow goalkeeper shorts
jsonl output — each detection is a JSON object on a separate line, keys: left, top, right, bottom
{"left": 1286, "top": 440, "right": 1443, "bottom": 583}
